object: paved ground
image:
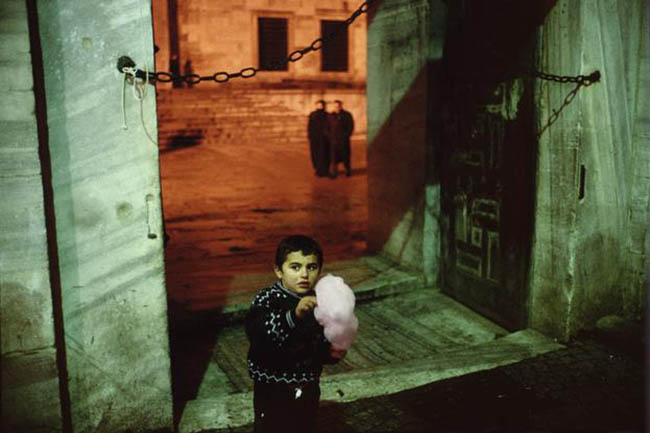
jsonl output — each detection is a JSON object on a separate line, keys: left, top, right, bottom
{"left": 159, "top": 128, "right": 368, "bottom": 313}
{"left": 206, "top": 321, "right": 646, "bottom": 433}
{"left": 174, "top": 287, "right": 566, "bottom": 433}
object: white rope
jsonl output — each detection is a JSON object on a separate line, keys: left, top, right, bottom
{"left": 120, "top": 64, "right": 157, "bottom": 146}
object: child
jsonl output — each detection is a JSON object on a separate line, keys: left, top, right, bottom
{"left": 246, "top": 235, "right": 346, "bottom": 433}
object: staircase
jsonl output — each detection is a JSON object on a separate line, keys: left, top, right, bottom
{"left": 156, "top": 88, "right": 318, "bottom": 147}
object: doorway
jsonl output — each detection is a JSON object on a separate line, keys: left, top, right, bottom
{"left": 151, "top": 0, "right": 369, "bottom": 424}
{"left": 439, "top": 1, "right": 541, "bottom": 330}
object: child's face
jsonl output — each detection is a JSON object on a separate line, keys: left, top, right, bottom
{"left": 274, "top": 251, "right": 321, "bottom": 294}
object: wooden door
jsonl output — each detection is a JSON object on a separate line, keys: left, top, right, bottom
{"left": 438, "top": 1, "right": 547, "bottom": 330}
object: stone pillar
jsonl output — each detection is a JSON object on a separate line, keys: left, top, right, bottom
{"left": 529, "top": 0, "right": 650, "bottom": 340}
{"left": 35, "top": 0, "right": 173, "bottom": 431}
{"left": 366, "top": 0, "right": 446, "bottom": 284}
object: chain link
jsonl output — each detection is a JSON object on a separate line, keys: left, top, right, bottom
{"left": 119, "top": 0, "right": 599, "bottom": 138}
{"left": 534, "top": 69, "right": 601, "bottom": 137}
{"left": 123, "top": 0, "right": 375, "bottom": 84}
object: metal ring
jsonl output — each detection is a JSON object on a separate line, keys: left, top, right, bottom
{"left": 289, "top": 50, "right": 303, "bottom": 62}
{"left": 360, "top": 2, "right": 370, "bottom": 13}
{"left": 155, "top": 72, "right": 173, "bottom": 83}
{"left": 185, "top": 74, "right": 201, "bottom": 84}
{"left": 241, "top": 67, "right": 257, "bottom": 78}
{"left": 311, "top": 38, "right": 324, "bottom": 51}
{"left": 213, "top": 72, "right": 230, "bottom": 83}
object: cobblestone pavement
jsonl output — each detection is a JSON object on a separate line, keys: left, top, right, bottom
{"left": 209, "top": 327, "right": 645, "bottom": 433}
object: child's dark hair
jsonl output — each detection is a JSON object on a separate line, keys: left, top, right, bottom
{"left": 275, "top": 235, "right": 323, "bottom": 269}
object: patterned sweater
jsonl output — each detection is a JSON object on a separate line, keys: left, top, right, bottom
{"left": 245, "top": 281, "right": 337, "bottom": 385}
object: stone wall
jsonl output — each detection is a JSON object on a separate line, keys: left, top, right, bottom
{"left": 34, "top": 1, "right": 173, "bottom": 431}
{"left": 157, "top": 87, "right": 366, "bottom": 148}
{"left": 0, "top": 1, "right": 63, "bottom": 431}
{"left": 529, "top": 0, "right": 649, "bottom": 339}
{"left": 152, "top": 0, "right": 366, "bottom": 87}
{"left": 366, "top": 0, "right": 445, "bottom": 282}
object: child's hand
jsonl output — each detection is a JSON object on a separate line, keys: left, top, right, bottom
{"left": 295, "top": 296, "right": 317, "bottom": 319}
{"left": 330, "top": 347, "right": 347, "bottom": 359}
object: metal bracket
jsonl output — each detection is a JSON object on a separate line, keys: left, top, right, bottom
{"left": 117, "top": 55, "right": 136, "bottom": 72}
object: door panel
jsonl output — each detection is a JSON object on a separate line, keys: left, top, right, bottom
{"left": 439, "top": 1, "right": 542, "bottom": 330}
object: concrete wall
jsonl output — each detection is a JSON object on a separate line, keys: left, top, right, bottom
{"left": 529, "top": 0, "right": 650, "bottom": 339}
{"left": 0, "top": 1, "right": 63, "bottom": 431}
{"left": 34, "top": 1, "right": 173, "bottom": 431}
{"left": 152, "top": 0, "right": 367, "bottom": 87}
{"left": 366, "top": 0, "right": 445, "bottom": 283}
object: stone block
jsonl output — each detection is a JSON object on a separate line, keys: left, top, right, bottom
{"left": 0, "top": 34, "right": 30, "bottom": 57}
{"left": 0, "top": 175, "right": 47, "bottom": 242}
{"left": 0, "top": 17, "right": 29, "bottom": 33}
{"left": 1, "top": 347, "right": 62, "bottom": 432}
{"left": 0, "top": 172, "right": 54, "bottom": 355}
{"left": 0, "top": 62, "right": 34, "bottom": 91}
{"left": 0, "top": 272, "right": 55, "bottom": 354}
{"left": 0, "top": 121, "right": 41, "bottom": 176}
{"left": 0, "top": 90, "right": 35, "bottom": 122}
{"left": 0, "top": 0, "right": 26, "bottom": 15}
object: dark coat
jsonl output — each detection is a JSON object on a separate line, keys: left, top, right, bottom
{"left": 329, "top": 109, "right": 354, "bottom": 164}
{"left": 307, "top": 109, "right": 331, "bottom": 175}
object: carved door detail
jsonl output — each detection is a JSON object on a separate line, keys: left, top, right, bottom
{"left": 441, "top": 79, "right": 536, "bottom": 331}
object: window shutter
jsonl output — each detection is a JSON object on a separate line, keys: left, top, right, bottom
{"left": 258, "top": 17, "right": 288, "bottom": 71}
{"left": 321, "top": 20, "right": 348, "bottom": 71}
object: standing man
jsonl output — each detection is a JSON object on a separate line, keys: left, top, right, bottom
{"left": 329, "top": 100, "right": 354, "bottom": 178}
{"left": 307, "top": 100, "right": 331, "bottom": 177}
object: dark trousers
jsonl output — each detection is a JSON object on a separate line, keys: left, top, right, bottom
{"left": 253, "top": 381, "right": 320, "bottom": 433}
{"left": 330, "top": 142, "right": 351, "bottom": 176}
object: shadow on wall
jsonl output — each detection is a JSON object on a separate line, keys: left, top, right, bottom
{"left": 367, "top": 64, "right": 433, "bottom": 266}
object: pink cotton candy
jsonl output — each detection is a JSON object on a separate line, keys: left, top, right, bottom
{"left": 313, "top": 274, "right": 359, "bottom": 351}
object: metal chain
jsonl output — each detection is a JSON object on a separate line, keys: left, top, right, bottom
{"left": 118, "top": 0, "right": 599, "bottom": 138}
{"left": 534, "top": 70, "right": 601, "bottom": 137}
{"left": 122, "top": 0, "right": 375, "bottom": 84}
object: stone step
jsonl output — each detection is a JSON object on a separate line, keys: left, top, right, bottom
{"left": 178, "top": 329, "right": 564, "bottom": 432}
{"left": 216, "top": 255, "right": 428, "bottom": 325}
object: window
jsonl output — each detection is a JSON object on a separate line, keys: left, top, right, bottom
{"left": 258, "top": 17, "right": 288, "bottom": 71}
{"left": 321, "top": 20, "right": 348, "bottom": 71}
